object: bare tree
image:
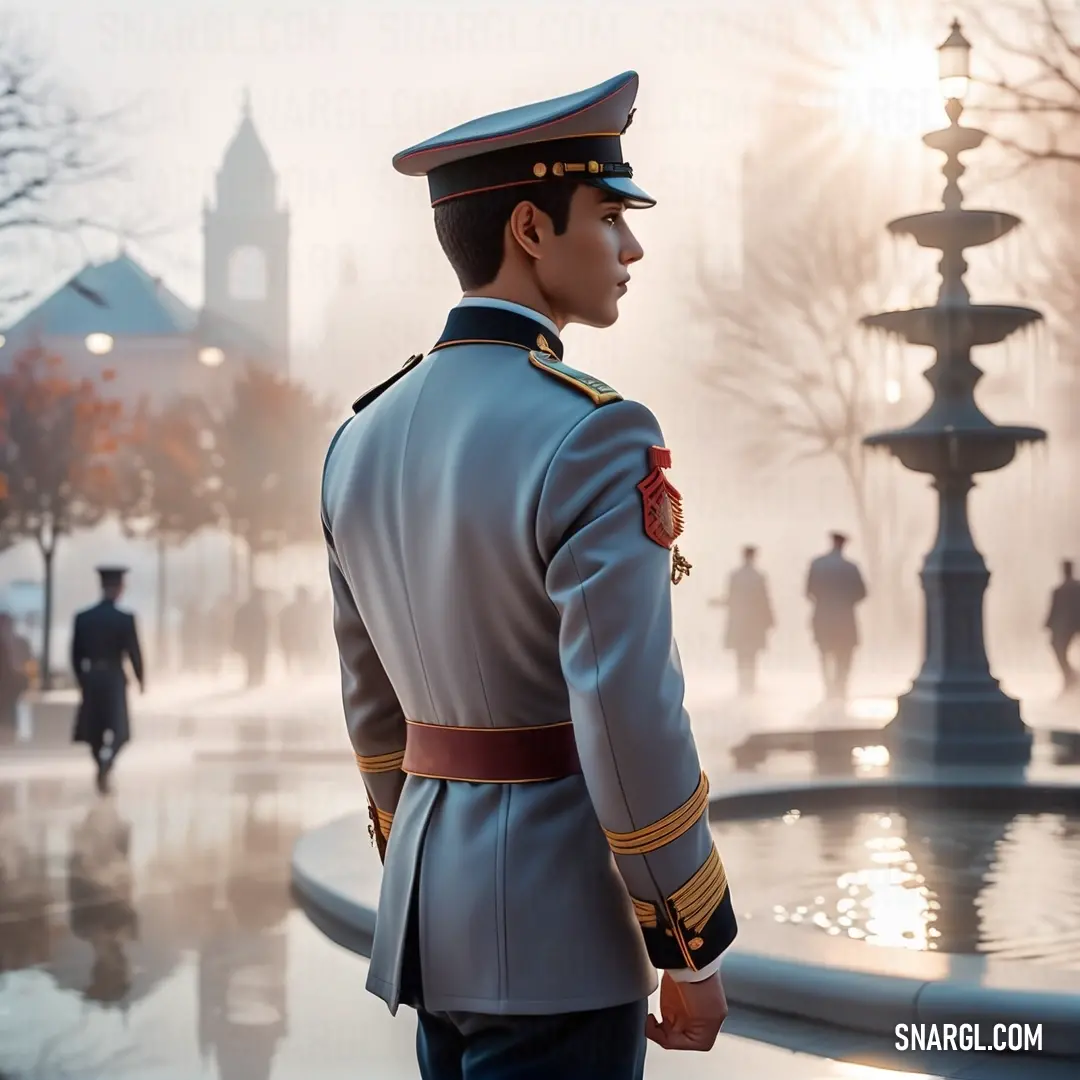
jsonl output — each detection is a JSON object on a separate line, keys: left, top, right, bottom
{"left": 0, "top": 20, "right": 129, "bottom": 309}
{"left": 695, "top": 153, "right": 937, "bottom": 586}
{"left": 965, "top": 0, "right": 1080, "bottom": 168}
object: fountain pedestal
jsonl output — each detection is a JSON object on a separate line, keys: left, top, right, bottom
{"left": 862, "top": 93, "right": 1045, "bottom": 768}
{"left": 886, "top": 468, "right": 1034, "bottom": 766}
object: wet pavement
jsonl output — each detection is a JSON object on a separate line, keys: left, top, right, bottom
{"left": 0, "top": 754, "right": 363, "bottom": 1079}
{"left": 0, "top": 737, "right": 929, "bottom": 1080}
{"left": 1, "top": 670, "right": 1079, "bottom": 1078}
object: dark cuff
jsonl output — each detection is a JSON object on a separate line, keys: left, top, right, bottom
{"left": 634, "top": 846, "right": 737, "bottom": 971}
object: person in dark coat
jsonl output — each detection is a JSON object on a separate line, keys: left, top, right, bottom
{"left": 1046, "top": 559, "right": 1080, "bottom": 694}
{"left": 233, "top": 589, "right": 270, "bottom": 688}
{"left": 71, "top": 567, "right": 145, "bottom": 793}
{"left": 710, "top": 546, "right": 774, "bottom": 695}
{"left": 805, "top": 532, "right": 867, "bottom": 701}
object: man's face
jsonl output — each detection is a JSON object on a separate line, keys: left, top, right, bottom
{"left": 536, "top": 184, "right": 644, "bottom": 328}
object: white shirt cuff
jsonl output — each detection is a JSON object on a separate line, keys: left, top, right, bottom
{"left": 664, "top": 954, "right": 724, "bottom": 983}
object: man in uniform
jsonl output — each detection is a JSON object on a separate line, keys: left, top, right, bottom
{"left": 322, "top": 72, "right": 736, "bottom": 1079}
{"left": 71, "top": 566, "right": 144, "bottom": 793}
{"left": 1046, "top": 559, "right": 1080, "bottom": 694}
{"left": 710, "top": 545, "right": 774, "bottom": 696}
{"left": 805, "top": 532, "right": 868, "bottom": 701}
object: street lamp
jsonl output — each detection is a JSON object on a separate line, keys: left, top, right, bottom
{"left": 85, "top": 332, "right": 114, "bottom": 355}
{"left": 937, "top": 18, "right": 971, "bottom": 103}
{"left": 198, "top": 346, "right": 225, "bottom": 368}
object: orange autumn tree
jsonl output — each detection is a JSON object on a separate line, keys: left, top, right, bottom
{"left": 0, "top": 348, "right": 126, "bottom": 688}
{"left": 212, "top": 364, "right": 338, "bottom": 591}
{"left": 113, "top": 395, "right": 222, "bottom": 665}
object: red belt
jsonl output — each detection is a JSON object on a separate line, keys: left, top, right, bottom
{"left": 403, "top": 720, "right": 581, "bottom": 783}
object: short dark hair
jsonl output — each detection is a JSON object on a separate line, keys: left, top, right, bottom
{"left": 433, "top": 180, "right": 582, "bottom": 290}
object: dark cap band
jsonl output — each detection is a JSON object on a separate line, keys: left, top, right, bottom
{"left": 427, "top": 134, "right": 631, "bottom": 205}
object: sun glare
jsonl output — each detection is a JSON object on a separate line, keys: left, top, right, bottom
{"left": 831, "top": 41, "right": 944, "bottom": 138}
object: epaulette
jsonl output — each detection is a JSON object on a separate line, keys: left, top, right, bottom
{"left": 528, "top": 350, "right": 622, "bottom": 406}
{"left": 351, "top": 353, "right": 425, "bottom": 414}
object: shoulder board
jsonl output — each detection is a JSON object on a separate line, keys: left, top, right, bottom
{"left": 528, "top": 350, "right": 622, "bottom": 406}
{"left": 351, "top": 353, "right": 424, "bottom": 414}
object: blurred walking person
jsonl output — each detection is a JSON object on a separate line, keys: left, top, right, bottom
{"left": 805, "top": 532, "right": 867, "bottom": 701}
{"left": 233, "top": 589, "right": 270, "bottom": 688}
{"left": 710, "top": 546, "right": 774, "bottom": 696}
{"left": 1046, "top": 559, "right": 1080, "bottom": 695}
{"left": 71, "top": 567, "right": 145, "bottom": 793}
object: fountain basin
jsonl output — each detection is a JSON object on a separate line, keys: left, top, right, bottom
{"left": 293, "top": 777, "right": 1080, "bottom": 1057}
{"left": 715, "top": 803, "right": 1080, "bottom": 967}
{"left": 862, "top": 303, "right": 1041, "bottom": 348}
{"left": 888, "top": 209, "right": 1021, "bottom": 250}
{"left": 864, "top": 426, "right": 1046, "bottom": 474}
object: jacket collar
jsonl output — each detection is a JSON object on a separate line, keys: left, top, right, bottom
{"left": 430, "top": 303, "right": 564, "bottom": 360}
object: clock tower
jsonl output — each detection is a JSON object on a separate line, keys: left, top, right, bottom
{"left": 202, "top": 90, "right": 289, "bottom": 373}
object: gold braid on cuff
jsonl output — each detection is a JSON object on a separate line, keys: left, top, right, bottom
{"left": 356, "top": 749, "right": 406, "bottom": 774}
{"left": 603, "top": 772, "right": 709, "bottom": 856}
{"left": 671, "top": 846, "right": 728, "bottom": 934}
{"left": 631, "top": 897, "right": 658, "bottom": 928}
{"left": 375, "top": 807, "right": 394, "bottom": 837}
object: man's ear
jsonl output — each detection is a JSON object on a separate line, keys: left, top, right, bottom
{"left": 508, "top": 200, "right": 549, "bottom": 260}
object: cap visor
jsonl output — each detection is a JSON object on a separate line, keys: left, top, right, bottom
{"left": 589, "top": 175, "right": 655, "bottom": 208}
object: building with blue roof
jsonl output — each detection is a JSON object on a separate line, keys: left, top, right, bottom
{"left": 0, "top": 92, "right": 289, "bottom": 402}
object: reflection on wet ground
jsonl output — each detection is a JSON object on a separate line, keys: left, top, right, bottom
{"left": 714, "top": 807, "right": 1080, "bottom": 966}
{"left": 0, "top": 742, "right": 972, "bottom": 1080}
{"left": 2, "top": 672, "right": 1079, "bottom": 1078}
{"left": 0, "top": 754, "right": 369, "bottom": 1080}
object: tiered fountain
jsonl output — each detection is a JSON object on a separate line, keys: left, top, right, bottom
{"left": 863, "top": 19, "right": 1046, "bottom": 767}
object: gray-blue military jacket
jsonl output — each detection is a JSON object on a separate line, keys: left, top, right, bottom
{"left": 321, "top": 304, "right": 737, "bottom": 1015}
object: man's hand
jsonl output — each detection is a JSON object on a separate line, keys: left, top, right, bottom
{"left": 645, "top": 970, "right": 728, "bottom": 1052}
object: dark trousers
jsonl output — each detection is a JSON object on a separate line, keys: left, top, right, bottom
{"left": 734, "top": 649, "right": 759, "bottom": 696}
{"left": 244, "top": 651, "right": 267, "bottom": 687}
{"left": 401, "top": 890, "right": 647, "bottom": 1080}
{"left": 88, "top": 731, "right": 126, "bottom": 774}
{"left": 416, "top": 1001, "right": 647, "bottom": 1080}
{"left": 818, "top": 645, "right": 854, "bottom": 699}
{"left": 1052, "top": 633, "right": 1077, "bottom": 690}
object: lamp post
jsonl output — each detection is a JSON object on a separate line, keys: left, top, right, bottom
{"left": 198, "top": 346, "right": 225, "bottom": 368}
{"left": 85, "top": 333, "right": 114, "bottom": 356}
{"left": 937, "top": 18, "right": 971, "bottom": 105}
{"left": 861, "top": 19, "right": 1046, "bottom": 767}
